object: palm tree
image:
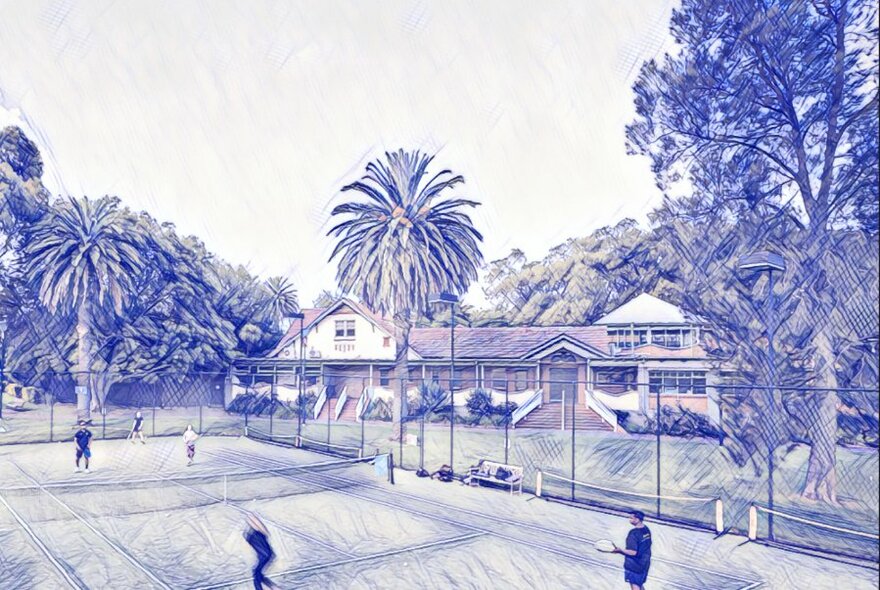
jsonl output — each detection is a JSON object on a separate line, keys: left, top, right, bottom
{"left": 25, "top": 196, "right": 146, "bottom": 420}
{"left": 328, "top": 150, "right": 484, "bottom": 439}
{"left": 263, "top": 276, "right": 299, "bottom": 329}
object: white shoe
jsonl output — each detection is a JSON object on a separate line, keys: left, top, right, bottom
{"left": 74, "top": 467, "right": 81, "bottom": 473}
{"left": 84, "top": 468, "right": 90, "bottom": 474}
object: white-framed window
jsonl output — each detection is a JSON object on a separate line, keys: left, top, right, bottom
{"left": 334, "top": 320, "right": 355, "bottom": 339}
{"left": 648, "top": 370, "right": 707, "bottom": 395}
{"left": 608, "top": 329, "right": 648, "bottom": 349}
{"left": 490, "top": 369, "right": 507, "bottom": 391}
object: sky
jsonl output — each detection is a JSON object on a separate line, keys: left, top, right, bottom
{"left": 0, "top": 0, "right": 676, "bottom": 307}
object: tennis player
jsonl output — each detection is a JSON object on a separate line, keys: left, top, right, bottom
{"left": 128, "top": 411, "right": 147, "bottom": 444}
{"left": 74, "top": 421, "right": 93, "bottom": 473}
{"left": 183, "top": 424, "right": 199, "bottom": 465}
{"left": 244, "top": 513, "right": 278, "bottom": 590}
{"left": 612, "top": 510, "right": 652, "bottom": 589}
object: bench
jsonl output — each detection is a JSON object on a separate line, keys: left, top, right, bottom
{"left": 464, "top": 460, "right": 523, "bottom": 495}
{"left": 4, "top": 398, "right": 27, "bottom": 412}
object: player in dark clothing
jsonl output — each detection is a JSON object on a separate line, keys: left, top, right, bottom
{"left": 128, "top": 411, "right": 146, "bottom": 444}
{"left": 244, "top": 514, "right": 278, "bottom": 590}
{"left": 613, "top": 510, "right": 652, "bottom": 589}
{"left": 74, "top": 421, "right": 93, "bottom": 473}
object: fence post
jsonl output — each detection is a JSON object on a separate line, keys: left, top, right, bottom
{"left": 102, "top": 407, "right": 106, "bottom": 439}
{"left": 656, "top": 387, "right": 661, "bottom": 518}
{"left": 504, "top": 380, "right": 510, "bottom": 465}
{"left": 199, "top": 404, "right": 203, "bottom": 434}
{"left": 49, "top": 396, "right": 54, "bottom": 442}
{"left": 570, "top": 386, "right": 576, "bottom": 501}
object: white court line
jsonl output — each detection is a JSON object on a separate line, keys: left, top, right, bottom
{"left": 11, "top": 461, "right": 172, "bottom": 590}
{"left": 220, "top": 447, "right": 760, "bottom": 589}
{"left": 0, "top": 493, "right": 86, "bottom": 589}
{"left": 208, "top": 449, "right": 710, "bottom": 590}
{"left": 162, "top": 474, "right": 356, "bottom": 557}
{"left": 189, "top": 531, "right": 486, "bottom": 590}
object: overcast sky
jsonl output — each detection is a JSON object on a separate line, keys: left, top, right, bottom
{"left": 0, "top": 0, "right": 675, "bottom": 306}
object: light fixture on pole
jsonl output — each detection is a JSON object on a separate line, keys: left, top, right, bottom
{"left": 428, "top": 292, "right": 460, "bottom": 475}
{"left": 738, "top": 250, "right": 786, "bottom": 541}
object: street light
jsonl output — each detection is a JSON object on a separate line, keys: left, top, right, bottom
{"left": 0, "top": 316, "right": 6, "bottom": 422}
{"left": 289, "top": 312, "right": 306, "bottom": 438}
{"left": 738, "top": 250, "right": 786, "bottom": 541}
{"left": 428, "top": 292, "right": 459, "bottom": 475}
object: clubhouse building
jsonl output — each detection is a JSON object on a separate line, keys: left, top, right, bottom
{"left": 230, "top": 293, "right": 719, "bottom": 431}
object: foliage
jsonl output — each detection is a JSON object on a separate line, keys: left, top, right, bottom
{"left": 617, "top": 406, "right": 722, "bottom": 439}
{"left": 464, "top": 388, "right": 517, "bottom": 426}
{"left": 626, "top": 0, "right": 879, "bottom": 503}
{"left": 407, "top": 380, "right": 449, "bottom": 417}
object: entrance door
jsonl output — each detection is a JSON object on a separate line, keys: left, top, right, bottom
{"left": 548, "top": 368, "right": 578, "bottom": 403}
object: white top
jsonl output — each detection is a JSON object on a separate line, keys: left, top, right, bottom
{"left": 183, "top": 430, "right": 198, "bottom": 445}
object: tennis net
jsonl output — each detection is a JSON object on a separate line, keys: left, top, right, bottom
{"left": 0, "top": 456, "right": 386, "bottom": 524}
{"left": 748, "top": 504, "right": 880, "bottom": 563}
{"left": 246, "top": 428, "right": 363, "bottom": 459}
{"left": 537, "top": 470, "right": 724, "bottom": 533}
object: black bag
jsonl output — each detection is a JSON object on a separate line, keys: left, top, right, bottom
{"left": 495, "top": 467, "right": 511, "bottom": 481}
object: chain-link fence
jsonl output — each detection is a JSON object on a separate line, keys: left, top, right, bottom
{"left": 2, "top": 366, "right": 877, "bottom": 562}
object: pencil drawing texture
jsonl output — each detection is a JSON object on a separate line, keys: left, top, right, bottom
{"left": 0, "top": 1, "right": 877, "bottom": 589}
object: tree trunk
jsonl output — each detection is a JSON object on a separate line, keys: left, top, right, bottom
{"left": 391, "top": 314, "right": 411, "bottom": 441}
{"left": 802, "top": 368, "right": 840, "bottom": 503}
{"left": 75, "top": 302, "right": 94, "bottom": 422}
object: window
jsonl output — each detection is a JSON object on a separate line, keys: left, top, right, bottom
{"left": 490, "top": 369, "right": 507, "bottom": 391}
{"left": 650, "top": 329, "right": 684, "bottom": 348}
{"left": 379, "top": 369, "right": 391, "bottom": 387}
{"left": 335, "top": 320, "right": 356, "bottom": 339}
{"left": 514, "top": 370, "right": 529, "bottom": 391}
{"left": 383, "top": 336, "right": 391, "bottom": 348}
{"left": 451, "top": 369, "right": 465, "bottom": 390}
{"left": 408, "top": 367, "right": 421, "bottom": 383}
{"left": 431, "top": 370, "right": 441, "bottom": 385}
{"left": 609, "top": 329, "right": 648, "bottom": 349}
{"left": 648, "top": 371, "right": 707, "bottom": 395}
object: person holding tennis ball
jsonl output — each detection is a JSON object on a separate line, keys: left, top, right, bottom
{"left": 595, "top": 510, "right": 652, "bottom": 589}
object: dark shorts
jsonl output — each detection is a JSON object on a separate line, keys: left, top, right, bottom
{"left": 625, "top": 569, "right": 648, "bottom": 585}
{"left": 75, "top": 447, "right": 91, "bottom": 459}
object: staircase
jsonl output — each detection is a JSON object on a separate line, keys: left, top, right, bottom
{"left": 315, "top": 397, "right": 358, "bottom": 422}
{"left": 516, "top": 403, "right": 613, "bottom": 431}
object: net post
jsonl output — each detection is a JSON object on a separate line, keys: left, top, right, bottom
{"left": 748, "top": 505, "right": 758, "bottom": 540}
{"left": 388, "top": 452, "right": 395, "bottom": 485}
{"left": 223, "top": 475, "right": 227, "bottom": 503}
{"left": 536, "top": 470, "right": 543, "bottom": 497}
{"left": 715, "top": 499, "right": 724, "bottom": 534}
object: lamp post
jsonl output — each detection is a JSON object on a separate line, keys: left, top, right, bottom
{"left": 738, "top": 250, "right": 786, "bottom": 542}
{"left": 290, "top": 312, "right": 306, "bottom": 438}
{"left": 429, "top": 292, "right": 459, "bottom": 475}
{"left": 0, "top": 316, "right": 7, "bottom": 422}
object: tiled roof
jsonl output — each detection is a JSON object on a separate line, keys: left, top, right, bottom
{"left": 269, "top": 308, "right": 325, "bottom": 356}
{"left": 408, "top": 326, "right": 611, "bottom": 360}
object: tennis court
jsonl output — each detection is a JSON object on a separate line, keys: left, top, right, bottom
{"left": 0, "top": 435, "right": 876, "bottom": 589}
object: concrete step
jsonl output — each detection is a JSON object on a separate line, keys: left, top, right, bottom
{"left": 517, "top": 403, "right": 613, "bottom": 431}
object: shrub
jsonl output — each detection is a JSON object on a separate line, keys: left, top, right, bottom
{"left": 618, "top": 405, "right": 721, "bottom": 439}
{"left": 466, "top": 388, "right": 494, "bottom": 422}
{"left": 363, "top": 397, "right": 393, "bottom": 421}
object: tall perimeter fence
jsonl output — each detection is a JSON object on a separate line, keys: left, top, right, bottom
{"left": 1, "top": 369, "right": 877, "bottom": 564}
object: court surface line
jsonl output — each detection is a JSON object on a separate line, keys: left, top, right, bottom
{"left": 219, "top": 447, "right": 761, "bottom": 588}
{"left": 208, "top": 449, "right": 710, "bottom": 590}
{"left": 189, "top": 531, "right": 486, "bottom": 590}
{"left": 0, "top": 492, "right": 87, "bottom": 589}
{"left": 162, "top": 473, "right": 357, "bottom": 557}
{"left": 11, "top": 460, "right": 173, "bottom": 590}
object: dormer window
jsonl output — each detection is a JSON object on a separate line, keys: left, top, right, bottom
{"left": 335, "top": 320, "right": 355, "bottom": 340}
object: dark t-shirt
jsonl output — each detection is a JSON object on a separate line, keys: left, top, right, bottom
{"left": 133, "top": 416, "right": 144, "bottom": 431}
{"left": 624, "top": 526, "right": 652, "bottom": 573}
{"left": 74, "top": 429, "right": 92, "bottom": 450}
{"left": 245, "top": 529, "right": 274, "bottom": 561}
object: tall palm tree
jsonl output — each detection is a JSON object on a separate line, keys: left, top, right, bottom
{"left": 328, "top": 150, "right": 484, "bottom": 439}
{"left": 25, "top": 196, "right": 146, "bottom": 420}
{"left": 263, "top": 276, "right": 299, "bottom": 329}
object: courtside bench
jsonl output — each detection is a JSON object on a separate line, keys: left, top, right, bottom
{"left": 465, "top": 460, "right": 523, "bottom": 495}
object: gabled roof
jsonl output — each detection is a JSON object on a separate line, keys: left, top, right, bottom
{"left": 408, "top": 326, "right": 610, "bottom": 360}
{"left": 595, "top": 293, "right": 698, "bottom": 326}
{"left": 268, "top": 298, "right": 395, "bottom": 357}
